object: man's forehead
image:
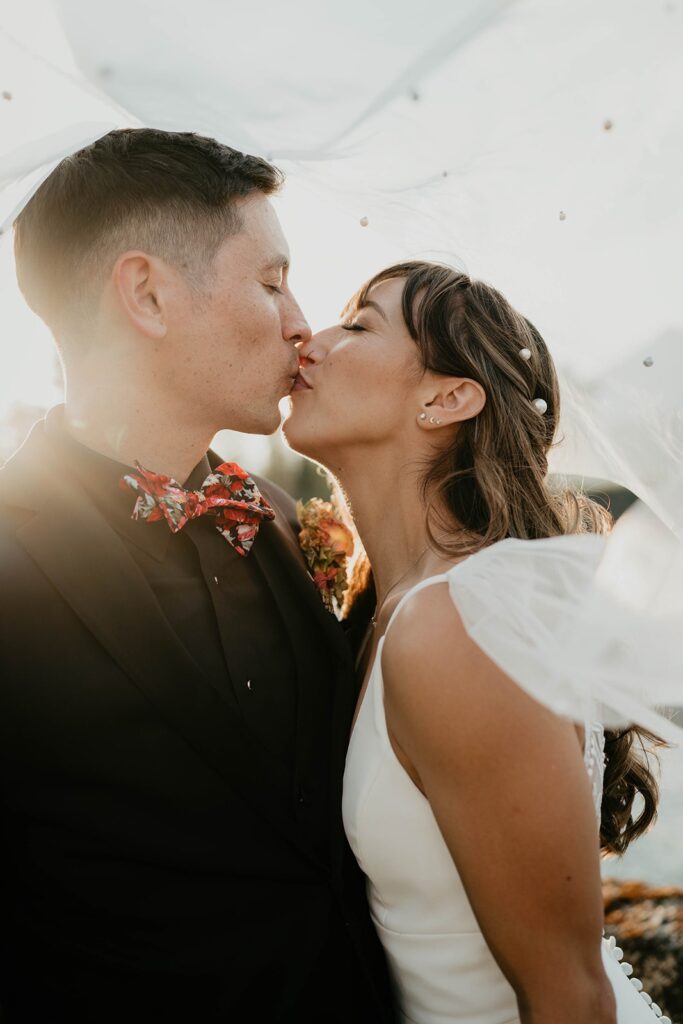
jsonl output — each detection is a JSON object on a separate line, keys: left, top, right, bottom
{"left": 238, "top": 193, "right": 290, "bottom": 267}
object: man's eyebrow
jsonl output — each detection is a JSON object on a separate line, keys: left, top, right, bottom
{"left": 358, "top": 298, "right": 388, "bottom": 323}
{"left": 261, "top": 254, "right": 290, "bottom": 272}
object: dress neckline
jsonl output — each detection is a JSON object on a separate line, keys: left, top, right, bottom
{"left": 350, "top": 573, "right": 451, "bottom": 741}
{"left": 382, "top": 572, "right": 451, "bottom": 639}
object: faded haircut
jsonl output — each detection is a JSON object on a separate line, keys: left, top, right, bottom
{"left": 13, "top": 127, "right": 283, "bottom": 333}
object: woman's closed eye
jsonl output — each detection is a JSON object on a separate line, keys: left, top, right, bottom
{"left": 341, "top": 321, "right": 366, "bottom": 332}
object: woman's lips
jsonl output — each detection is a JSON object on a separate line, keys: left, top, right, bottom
{"left": 292, "top": 371, "right": 313, "bottom": 392}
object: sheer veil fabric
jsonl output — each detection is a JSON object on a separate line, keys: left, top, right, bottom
{"left": 442, "top": 517, "right": 683, "bottom": 742}
{"left": 1, "top": 0, "right": 682, "bottom": 543}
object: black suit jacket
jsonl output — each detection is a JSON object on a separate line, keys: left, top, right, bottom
{"left": 0, "top": 414, "right": 394, "bottom": 1023}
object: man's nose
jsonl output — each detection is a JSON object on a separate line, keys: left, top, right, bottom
{"left": 283, "top": 294, "right": 312, "bottom": 346}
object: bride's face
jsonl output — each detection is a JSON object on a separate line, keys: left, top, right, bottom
{"left": 283, "top": 278, "right": 423, "bottom": 465}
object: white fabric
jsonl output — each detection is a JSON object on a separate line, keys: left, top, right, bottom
{"left": 442, "top": 525, "right": 683, "bottom": 743}
{"left": 343, "top": 542, "right": 672, "bottom": 1022}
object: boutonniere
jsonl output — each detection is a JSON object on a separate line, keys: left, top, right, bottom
{"left": 297, "top": 497, "right": 355, "bottom": 614}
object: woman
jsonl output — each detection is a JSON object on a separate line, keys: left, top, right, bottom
{"left": 283, "top": 261, "right": 674, "bottom": 1024}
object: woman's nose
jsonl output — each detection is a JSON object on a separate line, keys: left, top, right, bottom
{"left": 298, "top": 325, "right": 340, "bottom": 364}
{"left": 296, "top": 333, "right": 326, "bottom": 366}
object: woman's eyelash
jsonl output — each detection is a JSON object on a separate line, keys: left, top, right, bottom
{"left": 341, "top": 322, "right": 365, "bottom": 332}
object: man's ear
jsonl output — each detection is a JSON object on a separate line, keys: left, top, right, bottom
{"left": 112, "top": 250, "right": 168, "bottom": 340}
{"left": 417, "top": 376, "right": 486, "bottom": 429}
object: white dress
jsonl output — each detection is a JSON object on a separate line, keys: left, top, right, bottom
{"left": 343, "top": 540, "right": 675, "bottom": 1024}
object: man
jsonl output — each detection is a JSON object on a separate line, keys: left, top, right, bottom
{"left": 0, "top": 128, "right": 394, "bottom": 1022}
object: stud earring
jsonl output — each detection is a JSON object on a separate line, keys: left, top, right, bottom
{"left": 418, "top": 412, "right": 427, "bottom": 421}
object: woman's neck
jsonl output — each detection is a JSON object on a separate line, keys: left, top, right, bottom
{"left": 336, "top": 449, "right": 455, "bottom": 607}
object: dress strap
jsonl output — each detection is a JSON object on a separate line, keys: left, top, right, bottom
{"left": 383, "top": 573, "right": 450, "bottom": 640}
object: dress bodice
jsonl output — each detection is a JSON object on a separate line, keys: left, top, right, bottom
{"left": 343, "top": 576, "right": 530, "bottom": 1023}
{"left": 342, "top": 567, "right": 664, "bottom": 1024}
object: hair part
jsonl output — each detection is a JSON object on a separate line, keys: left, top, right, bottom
{"left": 13, "top": 128, "right": 283, "bottom": 336}
{"left": 343, "top": 259, "right": 664, "bottom": 856}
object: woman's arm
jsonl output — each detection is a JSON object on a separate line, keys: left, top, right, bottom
{"left": 382, "top": 582, "right": 616, "bottom": 1024}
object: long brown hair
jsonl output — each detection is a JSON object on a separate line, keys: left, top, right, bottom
{"left": 343, "top": 260, "right": 663, "bottom": 856}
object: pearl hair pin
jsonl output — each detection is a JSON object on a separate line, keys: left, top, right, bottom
{"left": 518, "top": 347, "right": 546, "bottom": 414}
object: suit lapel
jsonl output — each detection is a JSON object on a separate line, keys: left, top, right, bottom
{"left": 1, "top": 419, "right": 325, "bottom": 870}
{"left": 254, "top": 501, "right": 353, "bottom": 668}
{"left": 251, "top": 494, "right": 359, "bottom": 869}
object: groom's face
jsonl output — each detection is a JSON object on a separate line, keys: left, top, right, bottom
{"left": 165, "top": 193, "right": 310, "bottom": 435}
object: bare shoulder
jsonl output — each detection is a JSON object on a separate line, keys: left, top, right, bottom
{"left": 382, "top": 581, "right": 488, "bottom": 708}
{"left": 381, "top": 580, "right": 564, "bottom": 762}
{"left": 382, "top": 581, "right": 468, "bottom": 667}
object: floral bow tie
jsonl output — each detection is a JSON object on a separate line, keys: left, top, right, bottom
{"left": 120, "top": 461, "right": 275, "bottom": 556}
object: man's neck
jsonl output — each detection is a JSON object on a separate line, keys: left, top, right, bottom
{"left": 62, "top": 393, "right": 216, "bottom": 484}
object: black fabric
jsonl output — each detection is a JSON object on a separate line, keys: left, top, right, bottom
{"left": 0, "top": 407, "right": 396, "bottom": 1023}
{"left": 47, "top": 426, "right": 300, "bottom": 784}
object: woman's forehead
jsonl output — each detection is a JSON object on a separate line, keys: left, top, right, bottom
{"left": 358, "top": 277, "right": 407, "bottom": 322}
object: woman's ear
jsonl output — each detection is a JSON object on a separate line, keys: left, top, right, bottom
{"left": 416, "top": 376, "right": 486, "bottom": 429}
{"left": 112, "top": 250, "right": 168, "bottom": 340}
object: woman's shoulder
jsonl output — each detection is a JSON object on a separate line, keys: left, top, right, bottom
{"left": 381, "top": 575, "right": 491, "bottom": 714}
{"left": 380, "top": 561, "right": 563, "bottom": 763}
{"left": 381, "top": 533, "right": 611, "bottom": 724}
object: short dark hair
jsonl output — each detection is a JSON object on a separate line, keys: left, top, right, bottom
{"left": 13, "top": 128, "right": 283, "bottom": 328}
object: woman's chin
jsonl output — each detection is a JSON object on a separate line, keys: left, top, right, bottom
{"left": 281, "top": 408, "right": 318, "bottom": 459}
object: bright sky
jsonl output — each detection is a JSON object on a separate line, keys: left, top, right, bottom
{"left": 2, "top": 0, "right": 681, "bottom": 512}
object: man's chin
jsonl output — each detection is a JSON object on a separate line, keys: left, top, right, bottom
{"left": 212, "top": 404, "right": 282, "bottom": 439}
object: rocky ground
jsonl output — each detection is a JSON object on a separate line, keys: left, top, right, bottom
{"left": 600, "top": 731, "right": 683, "bottom": 1018}
{"left": 603, "top": 879, "right": 683, "bottom": 1022}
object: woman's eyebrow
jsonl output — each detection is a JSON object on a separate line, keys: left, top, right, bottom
{"left": 358, "top": 299, "right": 388, "bottom": 322}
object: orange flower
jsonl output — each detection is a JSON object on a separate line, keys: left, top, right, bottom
{"left": 297, "top": 498, "right": 354, "bottom": 613}
{"left": 319, "top": 518, "right": 354, "bottom": 557}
